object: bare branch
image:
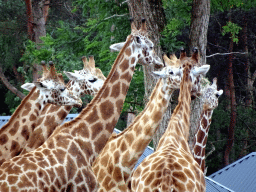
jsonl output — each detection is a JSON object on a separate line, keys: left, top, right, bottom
{"left": 251, "top": 70, "right": 256, "bottom": 82}
{"left": 104, "top": 13, "right": 128, "bottom": 20}
{"left": 0, "top": 66, "right": 25, "bottom": 99}
{"left": 206, "top": 52, "right": 246, "bottom": 58}
{"left": 205, "top": 142, "right": 215, "bottom": 159}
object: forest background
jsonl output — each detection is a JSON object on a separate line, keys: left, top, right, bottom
{"left": 0, "top": 0, "right": 255, "bottom": 176}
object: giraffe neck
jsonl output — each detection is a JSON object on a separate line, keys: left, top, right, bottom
{"left": 0, "top": 87, "right": 42, "bottom": 165}
{"left": 192, "top": 109, "right": 213, "bottom": 173}
{"left": 51, "top": 35, "right": 139, "bottom": 164}
{"left": 20, "top": 104, "right": 72, "bottom": 155}
{"left": 157, "top": 66, "right": 193, "bottom": 150}
{"left": 92, "top": 78, "right": 174, "bottom": 191}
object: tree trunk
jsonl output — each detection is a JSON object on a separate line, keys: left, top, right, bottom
{"left": 188, "top": 0, "right": 210, "bottom": 151}
{"left": 127, "top": 0, "right": 167, "bottom": 148}
{"left": 25, "top": 0, "right": 34, "bottom": 41}
{"left": 224, "top": 30, "right": 237, "bottom": 166}
{"left": 30, "top": 0, "right": 49, "bottom": 81}
{"left": 0, "top": 66, "right": 25, "bottom": 99}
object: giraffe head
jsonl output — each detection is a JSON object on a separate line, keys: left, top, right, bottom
{"left": 22, "top": 61, "right": 82, "bottom": 108}
{"left": 151, "top": 50, "right": 210, "bottom": 97}
{"left": 202, "top": 77, "right": 223, "bottom": 110}
{"left": 64, "top": 56, "right": 106, "bottom": 97}
{"left": 110, "top": 18, "right": 163, "bottom": 67}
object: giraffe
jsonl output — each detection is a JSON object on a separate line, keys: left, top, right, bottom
{"left": 19, "top": 55, "right": 106, "bottom": 156}
{"left": 131, "top": 48, "right": 209, "bottom": 192}
{"left": 92, "top": 52, "right": 210, "bottom": 192}
{"left": 192, "top": 77, "right": 223, "bottom": 174}
{"left": 0, "top": 61, "right": 82, "bottom": 166}
{"left": 0, "top": 18, "right": 163, "bottom": 191}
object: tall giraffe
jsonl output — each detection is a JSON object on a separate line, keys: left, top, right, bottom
{"left": 0, "top": 19, "right": 163, "bottom": 191}
{"left": 92, "top": 53, "right": 210, "bottom": 192}
{"left": 19, "top": 55, "right": 106, "bottom": 155}
{"left": 131, "top": 49, "right": 208, "bottom": 192}
{"left": 0, "top": 61, "right": 82, "bottom": 166}
{"left": 192, "top": 77, "right": 223, "bottom": 174}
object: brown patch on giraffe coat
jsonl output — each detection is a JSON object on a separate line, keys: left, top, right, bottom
{"left": 119, "top": 59, "right": 129, "bottom": 72}
{"left": 85, "top": 106, "right": 99, "bottom": 124}
{"left": 9, "top": 121, "right": 20, "bottom": 136}
{"left": 194, "top": 145, "right": 202, "bottom": 156}
{"left": 113, "top": 151, "right": 120, "bottom": 164}
{"left": 47, "top": 138, "right": 55, "bottom": 149}
{"left": 152, "top": 111, "right": 163, "bottom": 125}
{"left": 102, "top": 176, "right": 116, "bottom": 191}
{"left": 71, "top": 123, "right": 90, "bottom": 138}
{"left": 17, "top": 175, "right": 34, "bottom": 188}
{"left": 99, "top": 154, "right": 109, "bottom": 167}
{"left": 110, "top": 82, "right": 121, "bottom": 98}
{"left": 113, "top": 167, "right": 122, "bottom": 183}
{"left": 0, "top": 182, "right": 9, "bottom": 192}
{"left": 125, "top": 47, "right": 132, "bottom": 56}
{"left": 76, "top": 140, "right": 93, "bottom": 163}
{"left": 120, "top": 71, "right": 132, "bottom": 82}
{"left": 26, "top": 171, "right": 37, "bottom": 186}
{"left": 57, "top": 109, "right": 68, "bottom": 121}
{"left": 110, "top": 71, "right": 120, "bottom": 84}
{"left": 75, "top": 170, "right": 84, "bottom": 184}
{"left": 29, "top": 114, "right": 37, "bottom": 121}
{"left": 122, "top": 83, "right": 129, "bottom": 95}
{"left": 91, "top": 122, "right": 104, "bottom": 140}
{"left": 10, "top": 140, "right": 20, "bottom": 153}
{"left": 66, "top": 155, "right": 77, "bottom": 180}
{"left": 21, "top": 125, "right": 29, "bottom": 140}
{"left": 173, "top": 171, "right": 187, "bottom": 183}
{"left": 173, "top": 178, "right": 186, "bottom": 191}
{"left": 100, "top": 100, "right": 114, "bottom": 120}
{"left": 101, "top": 85, "right": 110, "bottom": 99}
{"left": 197, "top": 129, "right": 206, "bottom": 145}
{"left": 54, "top": 178, "right": 62, "bottom": 189}
{"left": 55, "top": 166, "right": 67, "bottom": 184}
{"left": 0, "top": 134, "right": 8, "bottom": 145}
{"left": 7, "top": 175, "right": 18, "bottom": 185}
{"left": 53, "top": 149, "right": 66, "bottom": 164}
{"left": 68, "top": 141, "right": 86, "bottom": 168}
{"left": 120, "top": 141, "right": 127, "bottom": 152}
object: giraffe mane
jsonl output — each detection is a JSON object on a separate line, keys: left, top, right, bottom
{"left": 0, "top": 86, "right": 38, "bottom": 135}
{"left": 62, "top": 35, "right": 133, "bottom": 127}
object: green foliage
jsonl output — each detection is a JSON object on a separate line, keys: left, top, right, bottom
{"left": 161, "top": 0, "right": 191, "bottom": 52}
{"left": 222, "top": 21, "right": 242, "bottom": 43}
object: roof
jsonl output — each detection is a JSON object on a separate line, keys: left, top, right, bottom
{"left": 0, "top": 114, "right": 232, "bottom": 191}
{"left": 209, "top": 152, "right": 256, "bottom": 192}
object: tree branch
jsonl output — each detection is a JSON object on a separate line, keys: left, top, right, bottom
{"left": 104, "top": 13, "right": 128, "bottom": 20}
{"left": 206, "top": 52, "right": 246, "bottom": 58}
{"left": 0, "top": 66, "right": 25, "bottom": 99}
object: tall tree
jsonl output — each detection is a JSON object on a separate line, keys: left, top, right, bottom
{"left": 127, "top": 0, "right": 167, "bottom": 147}
{"left": 188, "top": 0, "right": 211, "bottom": 150}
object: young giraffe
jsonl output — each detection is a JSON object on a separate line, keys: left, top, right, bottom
{"left": 131, "top": 49, "right": 208, "bottom": 192}
{"left": 0, "top": 61, "right": 82, "bottom": 166}
{"left": 192, "top": 77, "right": 223, "bottom": 174}
{"left": 0, "top": 19, "right": 163, "bottom": 191}
{"left": 19, "top": 55, "right": 106, "bottom": 156}
{"left": 92, "top": 52, "right": 210, "bottom": 192}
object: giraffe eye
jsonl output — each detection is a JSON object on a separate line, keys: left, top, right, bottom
{"left": 215, "top": 93, "right": 220, "bottom": 98}
{"left": 136, "top": 36, "right": 141, "bottom": 44}
{"left": 60, "top": 88, "right": 66, "bottom": 92}
{"left": 89, "top": 78, "right": 97, "bottom": 83}
{"left": 169, "top": 71, "right": 173, "bottom": 75}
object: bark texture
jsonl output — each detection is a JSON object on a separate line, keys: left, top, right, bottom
{"left": 224, "top": 25, "right": 237, "bottom": 166}
{"left": 188, "top": 0, "right": 210, "bottom": 151}
{"left": 127, "top": 0, "right": 167, "bottom": 148}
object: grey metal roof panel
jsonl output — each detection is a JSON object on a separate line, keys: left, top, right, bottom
{"left": 206, "top": 177, "right": 234, "bottom": 192}
{"left": 209, "top": 152, "right": 256, "bottom": 192}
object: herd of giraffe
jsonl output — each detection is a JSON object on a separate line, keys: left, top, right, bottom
{"left": 0, "top": 19, "right": 223, "bottom": 191}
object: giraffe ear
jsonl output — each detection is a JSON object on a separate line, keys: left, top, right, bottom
{"left": 192, "top": 64, "right": 210, "bottom": 77}
{"left": 64, "top": 71, "right": 86, "bottom": 81}
{"left": 21, "top": 83, "right": 35, "bottom": 91}
{"left": 151, "top": 70, "right": 168, "bottom": 79}
{"left": 109, "top": 42, "right": 125, "bottom": 52}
